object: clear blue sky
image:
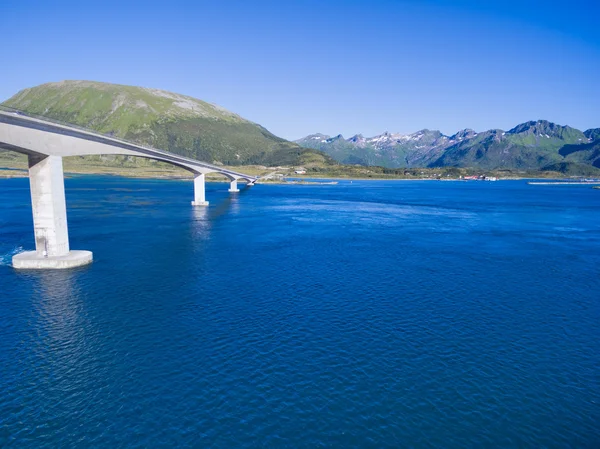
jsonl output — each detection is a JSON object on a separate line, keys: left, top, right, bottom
{"left": 2, "top": 0, "right": 599, "bottom": 139}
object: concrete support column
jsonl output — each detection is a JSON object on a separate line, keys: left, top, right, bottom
{"left": 228, "top": 179, "right": 240, "bottom": 193}
{"left": 29, "top": 155, "right": 70, "bottom": 256}
{"left": 191, "top": 173, "right": 209, "bottom": 206}
{"left": 12, "top": 154, "right": 93, "bottom": 269}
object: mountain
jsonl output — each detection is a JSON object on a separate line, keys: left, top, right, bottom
{"left": 1, "top": 80, "right": 332, "bottom": 167}
{"left": 297, "top": 120, "right": 600, "bottom": 172}
{"left": 297, "top": 129, "right": 450, "bottom": 167}
{"left": 557, "top": 129, "right": 600, "bottom": 169}
{"left": 431, "top": 121, "right": 589, "bottom": 169}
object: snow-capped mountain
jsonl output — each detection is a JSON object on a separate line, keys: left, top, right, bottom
{"left": 295, "top": 121, "right": 600, "bottom": 171}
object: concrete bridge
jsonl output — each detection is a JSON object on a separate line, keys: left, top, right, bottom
{"left": 0, "top": 107, "right": 259, "bottom": 269}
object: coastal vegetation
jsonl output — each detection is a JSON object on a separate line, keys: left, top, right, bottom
{"left": 0, "top": 151, "right": 581, "bottom": 182}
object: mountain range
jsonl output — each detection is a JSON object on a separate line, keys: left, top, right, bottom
{"left": 296, "top": 122, "right": 600, "bottom": 173}
{"left": 2, "top": 81, "right": 599, "bottom": 175}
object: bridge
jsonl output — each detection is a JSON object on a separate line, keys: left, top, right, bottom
{"left": 0, "top": 107, "right": 259, "bottom": 269}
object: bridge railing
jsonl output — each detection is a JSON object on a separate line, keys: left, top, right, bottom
{"left": 0, "top": 104, "right": 257, "bottom": 179}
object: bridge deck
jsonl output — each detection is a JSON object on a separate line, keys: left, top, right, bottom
{"left": 0, "top": 106, "right": 258, "bottom": 182}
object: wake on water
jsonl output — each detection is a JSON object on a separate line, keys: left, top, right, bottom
{"left": 0, "top": 246, "right": 24, "bottom": 266}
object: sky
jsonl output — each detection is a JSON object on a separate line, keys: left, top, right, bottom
{"left": 1, "top": 0, "right": 599, "bottom": 139}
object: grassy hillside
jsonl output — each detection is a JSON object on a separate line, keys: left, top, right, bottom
{"left": 433, "top": 121, "right": 588, "bottom": 169}
{"left": 1, "top": 80, "right": 331, "bottom": 167}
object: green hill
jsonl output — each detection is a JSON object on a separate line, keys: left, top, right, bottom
{"left": 1, "top": 80, "right": 332, "bottom": 167}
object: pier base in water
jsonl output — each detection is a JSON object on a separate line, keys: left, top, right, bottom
{"left": 228, "top": 179, "right": 240, "bottom": 193}
{"left": 13, "top": 250, "right": 93, "bottom": 269}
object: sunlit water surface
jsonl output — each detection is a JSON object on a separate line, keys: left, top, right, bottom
{"left": 1, "top": 177, "right": 599, "bottom": 447}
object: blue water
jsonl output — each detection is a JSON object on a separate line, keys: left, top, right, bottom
{"left": 1, "top": 177, "right": 599, "bottom": 447}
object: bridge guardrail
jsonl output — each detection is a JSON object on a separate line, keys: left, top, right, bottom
{"left": 0, "top": 104, "right": 257, "bottom": 179}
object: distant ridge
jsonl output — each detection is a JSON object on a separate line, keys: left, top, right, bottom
{"left": 296, "top": 120, "right": 600, "bottom": 172}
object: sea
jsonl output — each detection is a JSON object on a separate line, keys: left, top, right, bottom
{"left": 0, "top": 176, "right": 599, "bottom": 447}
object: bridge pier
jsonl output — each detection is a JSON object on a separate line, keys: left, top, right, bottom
{"left": 191, "top": 173, "right": 209, "bottom": 206}
{"left": 12, "top": 155, "right": 93, "bottom": 269}
{"left": 228, "top": 179, "right": 240, "bottom": 193}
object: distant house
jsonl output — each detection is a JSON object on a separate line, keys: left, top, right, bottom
{"left": 294, "top": 169, "right": 307, "bottom": 175}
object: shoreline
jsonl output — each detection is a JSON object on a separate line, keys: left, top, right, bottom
{"left": 0, "top": 165, "right": 587, "bottom": 183}
{"left": 0, "top": 168, "right": 572, "bottom": 183}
